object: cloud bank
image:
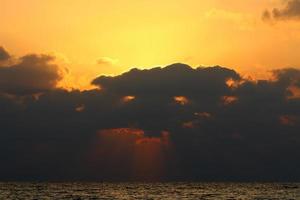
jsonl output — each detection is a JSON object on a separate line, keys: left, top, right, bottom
{"left": 0, "top": 47, "right": 300, "bottom": 181}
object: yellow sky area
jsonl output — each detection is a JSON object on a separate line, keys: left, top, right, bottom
{"left": 1, "top": 0, "right": 300, "bottom": 89}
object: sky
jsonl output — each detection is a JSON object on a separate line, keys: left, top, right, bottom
{"left": 0, "top": 0, "right": 300, "bottom": 181}
{"left": 1, "top": 0, "right": 300, "bottom": 89}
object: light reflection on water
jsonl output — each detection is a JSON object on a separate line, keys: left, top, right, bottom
{"left": 0, "top": 182, "right": 299, "bottom": 200}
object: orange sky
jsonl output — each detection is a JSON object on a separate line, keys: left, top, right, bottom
{"left": 1, "top": 0, "right": 300, "bottom": 89}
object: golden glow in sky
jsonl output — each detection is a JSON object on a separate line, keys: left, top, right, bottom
{"left": 1, "top": 0, "right": 300, "bottom": 89}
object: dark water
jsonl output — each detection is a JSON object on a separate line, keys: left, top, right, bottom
{"left": 0, "top": 182, "right": 299, "bottom": 200}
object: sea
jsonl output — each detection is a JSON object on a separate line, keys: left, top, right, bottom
{"left": 0, "top": 182, "right": 299, "bottom": 200}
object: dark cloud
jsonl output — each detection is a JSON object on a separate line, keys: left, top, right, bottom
{"left": 0, "top": 53, "right": 65, "bottom": 95}
{"left": 0, "top": 46, "right": 10, "bottom": 61}
{"left": 0, "top": 59, "right": 300, "bottom": 181}
{"left": 273, "top": 68, "right": 300, "bottom": 87}
{"left": 92, "top": 63, "right": 240, "bottom": 96}
{"left": 263, "top": 0, "right": 300, "bottom": 21}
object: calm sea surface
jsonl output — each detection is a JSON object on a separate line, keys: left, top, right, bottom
{"left": 0, "top": 182, "right": 299, "bottom": 200}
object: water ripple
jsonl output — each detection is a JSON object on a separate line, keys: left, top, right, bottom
{"left": 0, "top": 182, "right": 299, "bottom": 200}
